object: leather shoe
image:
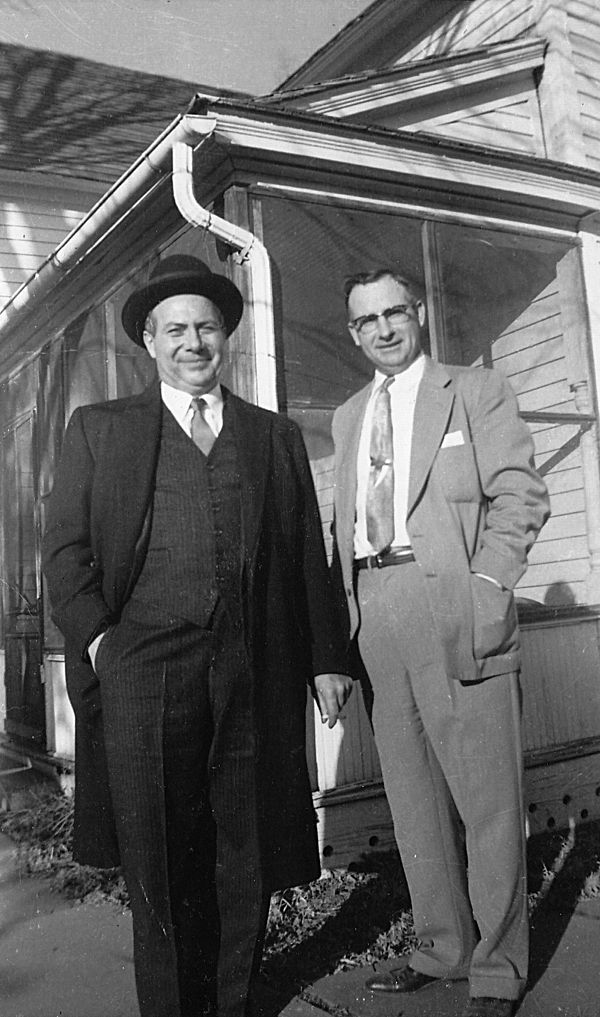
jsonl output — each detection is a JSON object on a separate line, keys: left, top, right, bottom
{"left": 463, "top": 998, "right": 517, "bottom": 1017}
{"left": 365, "top": 965, "right": 438, "bottom": 993}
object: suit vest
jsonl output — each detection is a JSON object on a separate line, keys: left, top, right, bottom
{"left": 125, "top": 404, "right": 242, "bottom": 629}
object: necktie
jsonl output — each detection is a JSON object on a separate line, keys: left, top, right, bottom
{"left": 190, "top": 397, "right": 216, "bottom": 456}
{"left": 366, "top": 377, "right": 395, "bottom": 553}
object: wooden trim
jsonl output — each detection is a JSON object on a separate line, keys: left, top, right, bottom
{"left": 421, "top": 220, "right": 445, "bottom": 361}
{"left": 287, "top": 39, "right": 546, "bottom": 120}
{"left": 534, "top": 0, "right": 587, "bottom": 165}
{"left": 203, "top": 112, "right": 600, "bottom": 217}
{"left": 250, "top": 182, "right": 580, "bottom": 242}
{"left": 525, "top": 736, "right": 600, "bottom": 767}
{"left": 222, "top": 185, "right": 258, "bottom": 404}
{"left": 518, "top": 603, "right": 600, "bottom": 626}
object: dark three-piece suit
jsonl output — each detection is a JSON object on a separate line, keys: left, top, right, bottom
{"left": 43, "top": 381, "right": 346, "bottom": 1017}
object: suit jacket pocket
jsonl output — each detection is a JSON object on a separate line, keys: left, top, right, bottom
{"left": 471, "top": 573, "right": 518, "bottom": 660}
{"left": 434, "top": 441, "right": 480, "bottom": 502}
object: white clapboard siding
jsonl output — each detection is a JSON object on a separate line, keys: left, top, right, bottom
{"left": 310, "top": 454, "right": 383, "bottom": 797}
{"left": 0, "top": 198, "right": 87, "bottom": 307}
{"left": 311, "top": 454, "right": 335, "bottom": 560}
{"left": 408, "top": 93, "right": 542, "bottom": 155}
{"left": 312, "top": 686, "right": 382, "bottom": 793}
{"left": 568, "top": 0, "right": 600, "bottom": 167}
{"left": 463, "top": 273, "right": 589, "bottom": 604}
{"left": 399, "top": 0, "right": 534, "bottom": 64}
{"left": 519, "top": 416, "right": 587, "bottom": 604}
{"left": 520, "top": 614, "right": 600, "bottom": 753}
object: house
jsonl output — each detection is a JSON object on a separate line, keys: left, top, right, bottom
{"left": 1, "top": 0, "right": 600, "bottom": 865}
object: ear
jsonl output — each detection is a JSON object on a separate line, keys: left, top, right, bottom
{"left": 348, "top": 324, "right": 361, "bottom": 348}
{"left": 142, "top": 331, "right": 156, "bottom": 359}
{"left": 416, "top": 301, "right": 426, "bottom": 327}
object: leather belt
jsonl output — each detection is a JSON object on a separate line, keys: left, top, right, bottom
{"left": 355, "top": 547, "right": 415, "bottom": 570}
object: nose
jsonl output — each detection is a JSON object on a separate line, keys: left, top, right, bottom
{"left": 375, "top": 313, "right": 394, "bottom": 339}
{"left": 186, "top": 327, "right": 206, "bottom": 351}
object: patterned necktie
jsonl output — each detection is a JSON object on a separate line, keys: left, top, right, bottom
{"left": 366, "top": 377, "right": 395, "bottom": 553}
{"left": 190, "top": 397, "right": 216, "bottom": 456}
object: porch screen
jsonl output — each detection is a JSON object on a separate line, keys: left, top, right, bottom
{"left": 258, "top": 193, "right": 593, "bottom": 610}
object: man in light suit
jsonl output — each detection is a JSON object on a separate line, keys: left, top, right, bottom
{"left": 330, "top": 268, "right": 549, "bottom": 1017}
{"left": 43, "top": 255, "right": 352, "bottom": 1017}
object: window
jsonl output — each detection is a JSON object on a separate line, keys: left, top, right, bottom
{"left": 1, "top": 411, "right": 45, "bottom": 743}
{"left": 258, "top": 192, "right": 593, "bottom": 608}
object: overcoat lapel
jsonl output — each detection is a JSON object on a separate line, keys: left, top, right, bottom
{"left": 103, "top": 382, "right": 162, "bottom": 601}
{"left": 224, "top": 391, "right": 270, "bottom": 566}
{"left": 407, "top": 358, "right": 454, "bottom": 517}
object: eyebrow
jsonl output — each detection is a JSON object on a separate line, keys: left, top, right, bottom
{"left": 163, "top": 317, "right": 221, "bottom": 327}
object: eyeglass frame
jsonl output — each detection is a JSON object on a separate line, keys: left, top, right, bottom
{"left": 348, "top": 302, "right": 422, "bottom": 339}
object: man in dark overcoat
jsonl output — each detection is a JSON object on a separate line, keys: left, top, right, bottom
{"left": 42, "top": 255, "right": 352, "bottom": 1017}
{"left": 330, "top": 268, "right": 549, "bottom": 1017}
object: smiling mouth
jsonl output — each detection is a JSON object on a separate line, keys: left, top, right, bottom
{"left": 377, "top": 338, "right": 403, "bottom": 348}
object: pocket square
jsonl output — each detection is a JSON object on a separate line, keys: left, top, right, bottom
{"left": 441, "top": 430, "right": 464, "bottom": 448}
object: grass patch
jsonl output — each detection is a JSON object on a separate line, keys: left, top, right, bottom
{"left": 0, "top": 784, "right": 127, "bottom": 905}
{"left": 2, "top": 785, "right": 600, "bottom": 992}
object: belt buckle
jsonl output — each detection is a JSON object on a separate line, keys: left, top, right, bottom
{"left": 374, "top": 553, "right": 384, "bottom": 569}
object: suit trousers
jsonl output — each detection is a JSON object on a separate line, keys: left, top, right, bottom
{"left": 96, "top": 602, "right": 268, "bottom": 1017}
{"left": 356, "top": 562, "right": 528, "bottom": 1001}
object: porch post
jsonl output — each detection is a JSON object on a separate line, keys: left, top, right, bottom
{"left": 577, "top": 223, "right": 600, "bottom": 602}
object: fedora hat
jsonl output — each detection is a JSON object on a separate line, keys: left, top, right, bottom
{"left": 121, "top": 254, "right": 244, "bottom": 345}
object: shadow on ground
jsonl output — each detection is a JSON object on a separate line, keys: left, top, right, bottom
{"left": 257, "top": 819, "right": 600, "bottom": 1017}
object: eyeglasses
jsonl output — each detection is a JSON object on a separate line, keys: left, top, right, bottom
{"left": 349, "top": 304, "right": 418, "bottom": 339}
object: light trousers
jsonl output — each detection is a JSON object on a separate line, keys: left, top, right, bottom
{"left": 357, "top": 562, "right": 528, "bottom": 1001}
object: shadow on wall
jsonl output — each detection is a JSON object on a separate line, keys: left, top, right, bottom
{"left": 0, "top": 39, "right": 199, "bottom": 176}
{"left": 544, "top": 582, "right": 577, "bottom": 608}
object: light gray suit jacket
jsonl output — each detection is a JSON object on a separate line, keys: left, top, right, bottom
{"left": 331, "top": 357, "right": 550, "bottom": 682}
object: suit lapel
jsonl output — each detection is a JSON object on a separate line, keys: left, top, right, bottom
{"left": 336, "top": 385, "right": 371, "bottom": 556}
{"left": 407, "top": 358, "right": 454, "bottom": 517}
{"left": 224, "top": 390, "right": 270, "bottom": 564}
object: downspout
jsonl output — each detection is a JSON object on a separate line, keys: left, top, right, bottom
{"left": 171, "top": 132, "right": 277, "bottom": 411}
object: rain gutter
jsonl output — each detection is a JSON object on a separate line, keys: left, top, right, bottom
{"left": 0, "top": 109, "right": 277, "bottom": 410}
{"left": 171, "top": 129, "right": 277, "bottom": 410}
{"left": 0, "top": 113, "right": 213, "bottom": 336}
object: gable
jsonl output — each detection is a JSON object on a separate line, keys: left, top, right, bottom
{"left": 269, "top": 38, "right": 546, "bottom": 157}
{"left": 279, "top": 0, "right": 536, "bottom": 90}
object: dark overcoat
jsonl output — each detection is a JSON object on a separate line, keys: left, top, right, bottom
{"left": 43, "top": 382, "right": 346, "bottom": 889}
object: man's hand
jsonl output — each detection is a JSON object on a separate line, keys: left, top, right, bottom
{"left": 313, "top": 673, "right": 354, "bottom": 728}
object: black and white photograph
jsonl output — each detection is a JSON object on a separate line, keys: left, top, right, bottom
{"left": 0, "top": 3, "right": 599, "bottom": 1016}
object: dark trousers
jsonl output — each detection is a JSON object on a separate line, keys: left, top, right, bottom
{"left": 97, "top": 604, "right": 268, "bottom": 1017}
{"left": 356, "top": 562, "right": 528, "bottom": 1001}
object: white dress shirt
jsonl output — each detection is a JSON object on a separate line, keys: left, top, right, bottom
{"left": 161, "top": 381, "right": 223, "bottom": 439}
{"left": 354, "top": 354, "right": 425, "bottom": 557}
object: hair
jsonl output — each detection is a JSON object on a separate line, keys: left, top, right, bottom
{"left": 343, "top": 268, "right": 421, "bottom": 307}
{"left": 143, "top": 310, "right": 156, "bottom": 337}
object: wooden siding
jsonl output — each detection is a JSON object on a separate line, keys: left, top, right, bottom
{"left": 0, "top": 196, "right": 87, "bottom": 308}
{"left": 401, "top": 91, "right": 543, "bottom": 155}
{"left": 568, "top": 0, "right": 600, "bottom": 169}
{"left": 398, "top": 0, "right": 535, "bottom": 64}
{"left": 520, "top": 614, "right": 600, "bottom": 753}
{"left": 484, "top": 278, "right": 588, "bottom": 605}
